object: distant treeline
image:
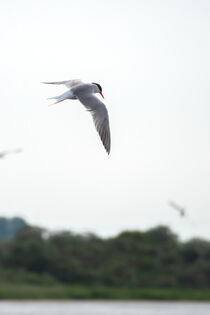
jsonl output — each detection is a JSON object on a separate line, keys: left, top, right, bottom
{"left": 0, "top": 217, "right": 26, "bottom": 240}
{"left": 0, "top": 218, "right": 210, "bottom": 288}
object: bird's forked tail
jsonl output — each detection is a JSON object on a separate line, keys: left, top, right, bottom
{"left": 47, "top": 90, "right": 75, "bottom": 106}
{"left": 47, "top": 96, "right": 63, "bottom": 105}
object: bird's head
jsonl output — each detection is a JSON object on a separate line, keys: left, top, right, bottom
{"left": 92, "top": 82, "right": 104, "bottom": 98}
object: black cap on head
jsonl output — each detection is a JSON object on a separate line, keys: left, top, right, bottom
{"left": 92, "top": 82, "right": 102, "bottom": 92}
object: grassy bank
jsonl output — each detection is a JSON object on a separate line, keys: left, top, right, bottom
{"left": 0, "top": 284, "right": 210, "bottom": 300}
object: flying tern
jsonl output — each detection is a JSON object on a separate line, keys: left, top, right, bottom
{"left": 0, "top": 148, "right": 23, "bottom": 159}
{"left": 168, "top": 200, "right": 186, "bottom": 217}
{"left": 43, "top": 79, "right": 111, "bottom": 154}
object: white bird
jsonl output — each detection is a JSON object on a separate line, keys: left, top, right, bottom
{"left": 168, "top": 200, "right": 186, "bottom": 217}
{"left": 43, "top": 79, "right": 111, "bottom": 154}
{"left": 0, "top": 148, "right": 23, "bottom": 159}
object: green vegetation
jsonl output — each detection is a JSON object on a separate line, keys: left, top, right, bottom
{"left": 0, "top": 218, "right": 210, "bottom": 299}
{"left": 0, "top": 284, "right": 210, "bottom": 300}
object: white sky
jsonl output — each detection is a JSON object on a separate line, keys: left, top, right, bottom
{"left": 0, "top": 0, "right": 210, "bottom": 240}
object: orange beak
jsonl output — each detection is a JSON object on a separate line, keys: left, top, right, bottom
{"left": 100, "top": 92, "right": 104, "bottom": 98}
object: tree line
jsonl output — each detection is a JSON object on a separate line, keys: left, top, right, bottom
{"left": 0, "top": 218, "right": 210, "bottom": 288}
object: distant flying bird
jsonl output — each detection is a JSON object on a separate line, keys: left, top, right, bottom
{"left": 168, "top": 200, "right": 186, "bottom": 217}
{"left": 43, "top": 79, "right": 111, "bottom": 154}
{"left": 0, "top": 148, "right": 23, "bottom": 159}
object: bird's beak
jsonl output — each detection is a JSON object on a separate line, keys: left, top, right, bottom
{"left": 100, "top": 92, "right": 104, "bottom": 99}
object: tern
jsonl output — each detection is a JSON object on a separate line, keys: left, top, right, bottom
{"left": 0, "top": 148, "right": 23, "bottom": 159}
{"left": 168, "top": 200, "right": 186, "bottom": 217}
{"left": 43, "top": 79, "right": 111, "bottom": 154}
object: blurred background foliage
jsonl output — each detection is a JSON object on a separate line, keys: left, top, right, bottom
{"left": 0, "top": 217, "right": 210, "bottom": 288}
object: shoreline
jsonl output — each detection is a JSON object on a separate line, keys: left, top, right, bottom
{"left": 0, "top": 285, "right": 210, "bottom": 301}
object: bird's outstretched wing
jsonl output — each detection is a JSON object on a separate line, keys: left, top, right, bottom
{"left": 75, "top": 93, "right": 111, "bottom": 154}
{"left": 42, "top": 79, "right": 83, "bottom": 89}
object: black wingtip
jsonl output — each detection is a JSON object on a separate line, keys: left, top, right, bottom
{"left": 106, "top": 147, "right": 111, "bottom": 155}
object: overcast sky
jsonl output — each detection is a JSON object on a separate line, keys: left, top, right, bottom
{"left": 0, "top": 0, "right": 210, "bottom": 240}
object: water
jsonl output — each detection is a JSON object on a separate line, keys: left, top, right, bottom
{"left": 0, "top": 301, "right": 210, "bottom": 315}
